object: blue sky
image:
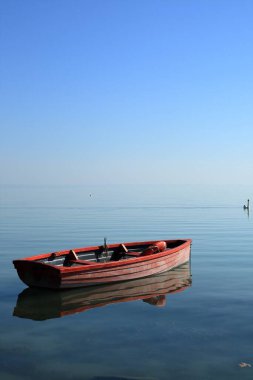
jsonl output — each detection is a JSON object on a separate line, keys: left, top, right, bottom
{"left": 1, "top": 0, "right": 253, "bottom": 185}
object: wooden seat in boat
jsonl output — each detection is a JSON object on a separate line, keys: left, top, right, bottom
{"left": 63, "top": 250, "right": 93, "bottom": 266}
{"left": 68, "top": 259, "right": 93, "bottom": 265}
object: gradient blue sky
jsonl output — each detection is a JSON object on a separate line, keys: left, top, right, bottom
{"left": 1, "top": 0, "right": 253, "bottom": 185}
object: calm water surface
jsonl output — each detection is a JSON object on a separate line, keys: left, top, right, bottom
{"left": 1, "top": 185, "right": 253, "bottom": 380}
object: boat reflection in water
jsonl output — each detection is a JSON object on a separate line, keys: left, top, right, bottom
{"left": 13, "top": 263, "right": 192, "bottom": 321}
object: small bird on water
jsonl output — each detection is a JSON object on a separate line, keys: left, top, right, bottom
{"left": 243, "top": 199, "right": 250, "bottom": 210}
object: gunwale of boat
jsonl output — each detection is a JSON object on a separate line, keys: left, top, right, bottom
{"left": 14, "top": 239, "right": 192, "bottom": 274}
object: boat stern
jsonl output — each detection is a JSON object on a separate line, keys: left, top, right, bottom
{"left": 13, "top": 260, "right": 61, "bottom": 289}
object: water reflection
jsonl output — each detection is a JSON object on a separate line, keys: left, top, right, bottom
{"left": 13, "top": 263, "right": 191, "bottom": 321}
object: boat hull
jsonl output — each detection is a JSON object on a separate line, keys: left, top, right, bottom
{"left": 13, "top": 239, "right": 192, "bottom": 289}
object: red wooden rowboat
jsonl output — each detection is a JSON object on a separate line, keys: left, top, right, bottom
{"left": 13, "top": 262, "right": 191, "bottom": 320}
{"left": 13, "top": 239, "right": 192, "bottom": 289}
